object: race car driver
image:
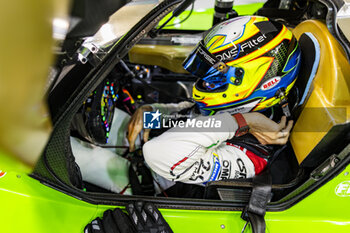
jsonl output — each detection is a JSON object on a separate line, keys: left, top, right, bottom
{"left": 128, "top": 16, "right": 301, "bottom": 184}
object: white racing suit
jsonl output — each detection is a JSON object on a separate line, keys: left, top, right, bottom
{"left": 72, "top": 101, "right": 267, "bottom": 194}
{"left": 143, "top": 102, "right": 267, "bottom": 185}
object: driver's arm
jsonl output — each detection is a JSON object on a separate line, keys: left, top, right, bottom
{"left": 128, "top": 101, "right": 194, "bottom": 151}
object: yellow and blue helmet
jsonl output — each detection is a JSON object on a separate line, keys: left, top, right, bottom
{"left": 183, "top": 16, "right": 301, "bottom": 116}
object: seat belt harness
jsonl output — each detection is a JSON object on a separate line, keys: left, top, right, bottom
{"left": 241, "top": 170, "right": 272, "bottom": 233}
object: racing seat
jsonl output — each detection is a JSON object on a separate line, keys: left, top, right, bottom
{"left": 204, "top": 30, "right": 321, "bottom": 201}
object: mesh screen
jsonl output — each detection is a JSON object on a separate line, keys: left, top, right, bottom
{"left": 258, "top": 40, "right": 289, "bottom": 86}
{"left": 33, "top": 114, "right": 75, "bottom": 185}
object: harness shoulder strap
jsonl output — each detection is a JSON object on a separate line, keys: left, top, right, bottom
{"left": 241, "top": 169, "right": 272, "bottom": 233}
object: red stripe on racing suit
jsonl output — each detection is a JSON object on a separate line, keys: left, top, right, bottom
{"left": 226, "top": 142, "right": 267, "bottom": 175}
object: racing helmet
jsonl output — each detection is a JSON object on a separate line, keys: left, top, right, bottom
{"left": 183, "top": 16, "right": 301, "bottom": 116}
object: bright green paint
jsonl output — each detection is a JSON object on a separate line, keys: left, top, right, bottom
{"left": 1, "top": 164, "right": 349, "bottom": 232}
{"left": 159, "top": 3, "right": 264, "bottom": 31}
{"left": 265, "top": 165, "right": 350, "bottom": 233}
{"left": 0, "top": 171, "right": 98, "bottom": 233}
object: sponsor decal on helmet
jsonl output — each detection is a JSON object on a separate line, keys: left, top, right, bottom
{"left": 261, "top": 77, "right": 281, "bottom": 90}
{"left": 0, "top": 170, "right": 6, "bottom": 178}
{"left": 198, "top": 46, "right": 217, "bottom": 65}
{"left": 215, "top": 34, "right": 267, "bottom": 62}
{"left": 335, "top": 181, "right": 350, "bottom": 197}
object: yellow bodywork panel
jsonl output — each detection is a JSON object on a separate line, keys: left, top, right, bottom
{"left": 0, "top": 0, "right": 70, "bottom": 167}
{"left": 291, "top": 20, "right": 350, "bottom": 164}
{"left": 128, "top": 45, "right": 194, "bottom": 74}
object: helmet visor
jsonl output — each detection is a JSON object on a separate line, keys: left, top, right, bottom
{"left": 183, "top": 41, "right": 223, "bottom": 77}
{"left": 183, "top": 41, "right": 240, "bottom": 90}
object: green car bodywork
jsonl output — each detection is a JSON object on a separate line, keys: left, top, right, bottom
{"left": 1, "top": 155, "right": 350, "bottom": 233}
{"left": 1, "top": 1, "right": 350, "bottom": 233}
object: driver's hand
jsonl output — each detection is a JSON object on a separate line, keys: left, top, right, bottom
{"left": 128, "top": 105, "right": 153, "bottom": 152}
{"left": 242, "top": 112, "right": 293, "bottom": 145}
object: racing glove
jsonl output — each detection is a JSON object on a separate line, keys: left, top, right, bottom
{"left": 84, "top": 202, "right": 173, "bottom": 233}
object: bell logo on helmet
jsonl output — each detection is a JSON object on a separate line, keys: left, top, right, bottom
{"left": 261, "top": 77, "right": 281, "bottom": 90}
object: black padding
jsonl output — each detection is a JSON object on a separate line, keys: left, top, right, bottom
{"left": 254, "top": 21, "right": 278, "bottom": 34}
{"left": 269, "top": 143, "right": 299, "bottom": 185}
{"left": 49, "top": 63, "right": 93, "bottom": 121}
{"left": 297, "top": 34, "right": 317, "bottom": 98}
{"left": 160, "top": 182, "right": 205, "bottom": 199}
{"left": 291, "top": 33, "right": 320, "bottom": 121}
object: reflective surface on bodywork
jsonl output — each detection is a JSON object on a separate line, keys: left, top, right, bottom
{"left": 266, "top": 163, "right": 350, "bottom": 233}
{"left": 0, "top": 171, "right": 249, "bottom": 233}
{"left": 52, "top": 0, "right": 71, "bottom": 41}
{"left": 129, "top": 44, "right": 195, "bottom": 73}
{"left": 290, "top": 20, "right": 350, "bottom": 164}
{"left": 0, "top": 171, "right": 98, "bottom": 233}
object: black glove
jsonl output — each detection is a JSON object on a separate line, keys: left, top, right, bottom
{"left": 84, "top": 202, "right": 173, "bottom": 233}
